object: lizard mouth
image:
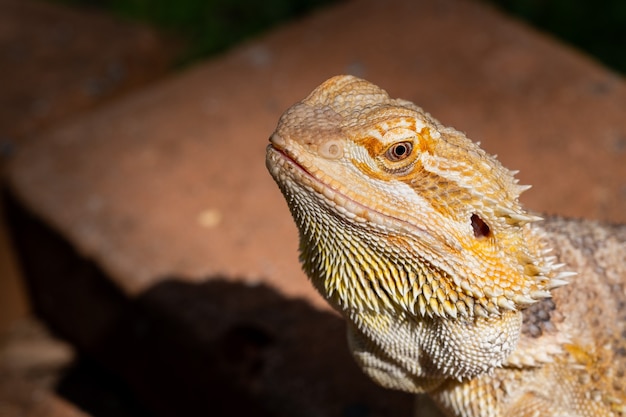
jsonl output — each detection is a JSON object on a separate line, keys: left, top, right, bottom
{"left": 266, "top": 140, "right": 421, "bottom": 232}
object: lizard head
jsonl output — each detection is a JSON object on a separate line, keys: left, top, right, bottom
{"left": 266, "top": 75, "right": 566, "bottom": 320}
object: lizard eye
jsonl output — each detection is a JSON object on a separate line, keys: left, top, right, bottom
{"left": 385, "top": 141, "right": 414, "bottom": 161}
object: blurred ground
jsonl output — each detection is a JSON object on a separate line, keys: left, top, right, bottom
{"left": 0, "top": 319, "right": 84, "bottom": 417}
{"left": 0, "top": 0, "right": 179, "bottom": 143}
{"left": 0, "top": 0, "right": 179, "bottom": 323}
{"left": 0, "top": 0, "right": 180, "bottom": 414}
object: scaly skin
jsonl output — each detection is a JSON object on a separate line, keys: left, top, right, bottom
{"left": 265, "top": 75, "right": 626, "bottom": 416}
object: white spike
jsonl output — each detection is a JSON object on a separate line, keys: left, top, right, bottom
{"left": 483, "top": 197, "right": 500, "bottom": 205}
{"left": 523, "top": 215, "right": 543, "bottom": 223}
{"left": 544, "top": 256, "right": 557, "bottom": 264}
{"left": 531, "top": 290, "right": 552, "bottom": 299}
{"left": 443, "top": 302, "right": 458, "bottom": 318}
{"left": 548, "top": 279, "right": 570, "bottom": 289}
{"left": 456, "top": 301, "right": 469, "bottom": 318}
{"left": 418, "top": 296, "right": 427, "bottom": 316}
{"left": 408, "top": 299, "right": 416, "bottom": 315}
{"left": 538, "top": 266, "right": 554, "bottom": 275}
{"left": 487, "top": 305, "right": 500, "bottom": 315}
{"left": 554, "top": 271, "right": 578, "bottom": 279}
{"left": 513, "top": 294, "right": 537, "bottom": 305}
{"left": 497, "top": 297, "right": 516, "bottom": 311}
{"left": 474, "top": 305, "right": 488, "bottom": 318}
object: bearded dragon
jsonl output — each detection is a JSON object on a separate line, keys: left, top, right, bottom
{"left": 265, "top": 75, "right": 626, "bottom": 417}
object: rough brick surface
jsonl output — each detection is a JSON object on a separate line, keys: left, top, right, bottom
{"left": 0, "top": 0, "right": 175, "bottom": 142}
{"left": 0, "top": 0, "right": 177, "bottom": 334}
{"left": 5, "top": 0, "right": 626, "bottom": 415}
{"left": 0, "top": 1, "right": 177, "bottom": 415}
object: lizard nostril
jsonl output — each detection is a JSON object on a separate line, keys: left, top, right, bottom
{"left": 319, "top": 140, "right": 344, "bottom": 160}
{"left": 471, "top": 213, "right": 491, "bottom": 238}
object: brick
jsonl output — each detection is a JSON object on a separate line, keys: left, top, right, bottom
{"left": 0, "top": 0, "right": 176, "bottom": 142}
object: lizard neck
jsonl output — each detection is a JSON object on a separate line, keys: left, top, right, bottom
{"left": 293, "top": 203, "right": 525, "bottom": 385}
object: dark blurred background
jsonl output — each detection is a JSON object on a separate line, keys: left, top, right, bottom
{"left": 46, "top": 0, "right": 626, "bottom": 72}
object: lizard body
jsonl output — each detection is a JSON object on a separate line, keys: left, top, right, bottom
{"left": 265, "top": 75, "right": 626, "bottom": 416}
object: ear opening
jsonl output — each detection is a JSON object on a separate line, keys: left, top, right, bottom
{"left": 471, "top": 213, "right": 491, "bottom": 239}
